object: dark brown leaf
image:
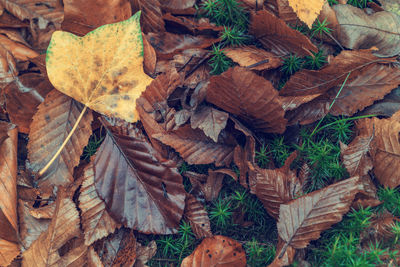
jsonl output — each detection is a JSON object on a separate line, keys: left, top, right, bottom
{"left": 184, "top": 193, "right": 212, "bottom": 239}
{"left": 131, "top": 0, "right": 165, "bottom": 34}
{"left": 94, "top": 118, "right": 185, "bottom": 234}
{"left": 191, "top": 105, "right": 228, "bottom": 142}
{"left": 160, "top": 0, "right": 196, "bottom": 10}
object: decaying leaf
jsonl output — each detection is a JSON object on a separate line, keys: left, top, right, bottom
{"left": 277, "top": 176, "right": 360, "bottom": 255}
{"left": 0, "top": 44, "right": 17, "bottom": 86}
{"left": 134, "top": 240, "right": 157, "bottom": 267}
{"left": 250, "top": 10, "right": 317, "bottom": 57}
{"left": 22, "top": 188, "right": 85, "bottom": 266}
{"left": 94, "top": 117, "right": 185, "bottom": 234}
{"left": 269, "top": 237, "right": 295, "bottom": 267}
{"left": 340, "top": 134, "right": 374, "bottom": 177}
{"left": 207, "top": 67, "right": 287, "bottom": 133}
{"left": 191, "top": 105, "right": 229, "bottom": 142}
{"left": 131, "top": 0, "right": 165, "bottom": 34}
{"left": 0, "top": 121, "right": 19, "bottom": 265}
{"left": 0, "top": 34, "right": 38, "bottom": 60}
{"left": 287, "top": 0, "right": 324, "bottom": 28}
{"left": 185, "top": 169, "right": 225, "bottom": 202}
{"left": 46, "top": 12, "right": 153, "bottom": 122}
{"left": 153, "top": 125, "right": 235, "bottom": 167}
{"left": 181, "top": 235, "right": 246, "bottom": 267}
{"left": 184, "top": 193, "right": 212, "bottom": 239}
{"left": 28, "top": 90, "right": 93, "bottom": 188}
{"left": 79, "top": 162, "right": 120, "bottom": 246}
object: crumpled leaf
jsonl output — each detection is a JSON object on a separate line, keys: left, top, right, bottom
{"left": 359, "top": 86, "right": 400, "bottom": 117}
{"left": 0, "top": 121, "right": 19, "bottom": 266}
{"left": 356, "top": 110, "right": 400, "bottom": 188}
{"left": 28, "top": 90, "right": 93, "bottom": 188}
{"left": 79, "top": 162, "right": 120, "bottom": 246}
{"left": 287, "top": 0, "right": 324, "bottom": 28}
{"left": 340, "top": 135, "right": 373, "bottom": 177}
{"left": 46, "top": 12, "right": 153, "bottom": 123}
{"left": 277, "top": 176, "right": 360, "bottom": 254}
{"left": 250, "top": 10, "right": 317, "bottom": 57}
{"left": 184, "top": 193, "right": 212, "bottom": 239}
{"left": 332, "top": 4, "right": 400, "bottom": 57}
{"left": 185, "top": 169, "right": 225, "bottom": 202}
{"left": 4, "top": 73, "right": 52, "bottom": 134}
{"left": 207, "top": 66, "right": 287, "bottom": 133}
{"left": 22, "top": 188, "right": 85, "bottom": 266}
{"left": 153, "top": 125, "right": 235, "bottom": 167}
{"left": 181, "top": 235, "right": 246, "bottom": 267}
{"left": 191, "top": 105, "right": 228, "bottom": 142}
{"left": 131, "top": 0, "right": 165, "bottom": 34}
{"left": 134, "top": 240, "right": 157, "bottom": 267}
{"left": 94, "top": 117, "right": 186, "bottom": 234}
{"left": 62, "top": 0, "right": 132, "bottom": 36}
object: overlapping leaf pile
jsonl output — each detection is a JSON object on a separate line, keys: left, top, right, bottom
{"left": 0, "top": 0, "right": 399, "bottom": 266}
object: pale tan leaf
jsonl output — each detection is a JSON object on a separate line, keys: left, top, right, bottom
{"left": 79, "top": 162, "right": 120, "bottom": 246}
{"left": 0, "top": 239, "right": 20, "bottom": 266}
{"left": 224, "top": 46, "right": 282, "bottom": 71}
{"left": 287, "top": 0, "right": 324, "bottom": 28}
{"left": 184, "top": 194, "right": 212, "bottom": 239}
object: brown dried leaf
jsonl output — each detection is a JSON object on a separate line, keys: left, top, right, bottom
{"left": 28, "top": 90, "right": 93, "bottom": 188}
{"left": 94, "top": 118, "right": 185, "bottom": 234}
{"left": 161, "top": 0, "right": 196, "bottom": 10}
{"left": 163, "top": 14, "right": 222, "bottom": 35}
{"left": 224, "top": 46, "right": 283, "bottom": 71}
{"left": 249, "top": 10, "right": 317, "bottom": 57}
{"left": 79, "top": 162, "right": 120, "bottom": 246}
{"left": 277, "top": 176, "right": 360, "bottom": 253}
{"left": 4, "top": 73, "right": 52, "bottom": 134}
{"left": 134, "top": 240, "right": 157, "bottom": 267}
{"left": 142, "top": 33, "right": 156, "bottom": 75}
{"left": 191, "top": 105, "right": 228, "bottom": 142}
{"left": 269, "top": 237, "right": 295, "bottom": 267}
{"left": 184, "top": 193, "right": 212, "bottom": 239}
{"left": 356, "top": 111, "right": 400, "bottom": 188}
{"left": 265, "top": 0, "right": 298, "bottom": 25}
{"left": 362, "top": 211, "right": 400, "bottom": 245}
{"left": 254, "top": 152, "right": 301, "bottom": 219}
{"left": 352, "top": 175, "right": 381, "bottom": 209}
{"left": 153, "top": 125, "right": 235, "bottom": 167}
{"left": 62, "top": 0, "right": 132, "bottom": 36}
{"left": 207, "top": 66, "right": 287, "bottom": 133}
{"left": 0, "top": 34, "right": 38, "bottom": 60}
{"left": 181, "top": 235, "right": 246, "bottom": 267}
{"left": 131, "top": 0, "right": 165, "bottom": 33}
{"left": 340, "top": 135, "right": 374, "bottom": 177}
{"left": 0, "top": 240, "right": 20, "bottom": 267}
{"left": 22, "top": 188, "right": 84, "bottom": 266}
{"left": 0, "top": 44, "right": 17, "bottom": 86}
{"left": 28, "top": 202, "right": 55, "bottom": 219}
{"left": 358, "top": 86, "right": 400, "bottom": 118}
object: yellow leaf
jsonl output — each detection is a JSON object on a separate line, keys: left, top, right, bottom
{"left": 46, "top": 12, "right": 153, "bottom": 122}
{"left": 288, "top": 0, "right": 325, "bottom": 28}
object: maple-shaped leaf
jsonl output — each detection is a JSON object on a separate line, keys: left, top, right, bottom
{"left": 206, "top": 67, "right": 287, "bottom": 133}
{"left": 287, "top": 0, "right": 324, "bottom": 28}
{"left": 22, "top": 188, "right": 85, "bottom": 266}
{"left": 250, "top": 10, "right": 317, "bottom": 57}
{"left": 27, "top": 90, "right": 93, "bottom": 188}
{"left": 184, "top": 193, "right": 212, "bottom": 239}
{"left": 181, "top": 235, "right": 246, "bottom": 267}
{"left": 46, "top": 12, "right": 153, "bottom": 123}
{"left": 79, "top": 162, "right": 120, "bottom": 246}
{"left": 277, "top": 176, "right": 360, "bottom": 255}
{"left": 340, "top": 135, "right": 374, "bottom": 177}
{"left": 94, "top": 117, "right": 186, "bottom": 234}
{"left": 0, "top": 122, "right": 19, "bottom": 266}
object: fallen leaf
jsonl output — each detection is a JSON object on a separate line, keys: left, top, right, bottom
{"left": 332, "top": 4, "right": 400, "bottom": 57}
{"left": 4, "top": 73, "right": 52, "bottom": 134}
{"left": 191, "top": 105, "right": 229, "bottom": 142}
{"left": 46, "top": 12, "right": 153, "bottom": 123}
{"left": 277, "top": 176, "right": 360, "bottom": 255}
{"left": 352, "top": 175, "right": 381, "bottom": 209}
{"left": 62, "top": 0, "right": 132, "bottom": 36}
{"left": 79, "top": 162, "right": 120, "bottom": 246}
{"left": 362, "top": 211, "right": 400, "bottom": 245}
{"left": 0, "top": 121, "right": 19, "bottom": 265}
{"left": 153, "top": 125, "right": 235, "bottom": 166}
{"left": 184, "top": 193, "right": 212, "bottom": 239}
{"left": 0, "top": 44, "right": 17, "bottom": 86}
{"left": 206, "top": 66, "right": 287, "bottom": 133}
{"left": 22, "top": 188, "right": 85, "bottom": 266}
{"left": 163, "top": 14, "right": 222, "bottom": 35}
{"left": 287, "top": 0, "right": 324, "bottom": 28}
{"left": 28, "top": 202, "right": 55, "bottom": 219}
{"left": 224, "top": 46, "right": 283, "bottom": 71}
{"left": 161, "top": 0, "right": 196, "bottom": 10}
{"left": 0, "top": 34, "right": 38, "bottom": 61}
{"left": 134, "top": 240, "right": 157, "bottom": 267}
{"left": 250, "top": 9, "right": 317, "bottom": 57}
{"left": 181, "top": 235, "right": 246, "bottom": 267}
{"left": 269, "top": 237, "right": 295, "bottom": 267}
{"left": 27, "top": 90, "right": 93, "bottom": 188}
{"left": 94, "top": 117, "right": 186, "bottom": 234}
{"left": 131, "top": 0, "right": 165, "bottom": 33}
{"left": 265, "top": 0, "right": 299, "bottom": 25}
{"left": 340, "top": 134, "right": 374, "bottom": 177}
{"left": 358, "top": 86, "right": 400, "bottom": 117}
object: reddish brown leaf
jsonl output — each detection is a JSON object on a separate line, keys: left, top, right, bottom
{"left": 28, "top": 90, "right": 93, "bottom": 188}
{"left": 224, "top": 46, "right": 283, "bottom": 71}
{"left": 265, "top": 0, "right": 298, "bottom": 25}
{"left": 0, "top": 44, "right": 17, "bottom": 86}
{"left": 269, "top": 237, "right": 295, "bottom": 267}
{"left": 181, "top": 235, "right": 246, "bottom": 267}
{"left": 62, "top": 0, "right": 132, "bottom": 36}
{"left": 142, "top": 33, "right": 156, "bottom": 75}
{"left": 249, "top": 10, "right": 317, "bottom": 57}
{"left": 161, "top": 0, "right": 196, "bottom": 10}
{"left": 131, "top": 0, "right": 165, "bottom": 33}
{"left": 0, "top": 34, "right": 38, "bottom": 61}
{"left": 4, "top": 73, "right": 52, "bottom": 134}
{"left": 79, "top": 162, "right": 120, "bottom": 246}
{"left": 153, "top": 125, "right": 235, "bottom": 167}
{"left": 207, "top": 67, "right": 287, "bottom": 133}
{"left": 352, "top": 175, "right": 381, "bottom": 209}
{"left": 277, "top": 176, "right": 360, "bottom": 254}
{"left": 135, "top": 240, "right": 157, "bottom": 266}
{"left": 340, "top": 135, "right": 374, "bottom": 177}
{"left": 191, "top": 105, "right": 229, "bottom": 142}
{"left": 94, "top": 118, "right": 185, "bottom": 234}
{"left": 184, "top": 193, "right": 212, "bottom": 239}
{"left": 163, "top": 14, "right": 222, "bottom": 35}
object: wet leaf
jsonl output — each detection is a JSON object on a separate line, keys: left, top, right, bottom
{"left": 287, "top": 0, "right": 324, "bottom": 28}
{"left": 46, "top": 12, "right": 153, "bottom": 122}
{"left": 134, "top": 240, "right": 157, "bottom": 267}
{"left": 181, "top": 235, "right": 246, "bottom": 267}
{"left": 0, "top": 34, "right": 38, "bottom": 60}
{"left": 191, "top": 105, "right": 229, "bottom": 142}
{"left": 207, "top": 67, "right": 287, "bottom": 133}
{"left": 153, "top": 125, "right": 235, "bottom": 167}
{"left": 359, "top": 86, "right": 400, "bottom": 117}
{"left": 94, "top": 118, "right": 185, "bottom": 234}
{"left": 131, "top": 0, "right": 165, "bottom": 34}
{"left": 28, "top": 90, "right": 93, "bottom": 188}
{"left": 185, "top": 169, "right": 225, "bottom": 202}
{"left": 0, "top": 44, "right": 17, "bottom": 86}
{"left": 277, "top": 176, "right": 360, "bottom": 253}
{"left": 79, "top": 162, "right": 120, "bottom": 246}
{"left": 184, "top": 193, "right": 212, "bottom": 239}
{"left": 250, "top": 10, "right": 317, "bottom": 57}
{"left": 340, "top": 135, "right": 373, "bottom": 177}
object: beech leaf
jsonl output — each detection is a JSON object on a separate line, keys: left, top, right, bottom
{"left": 183, "top": 193, "right": 212, "bottom": 239}
{"left": 46, "top": 12, "right": 153, "bottom": 122}
{"left": 340, "top": 135, "right": 374, "bottom": 177}
{"left": 191, "top": 105, "right": 229, "bottom": 142}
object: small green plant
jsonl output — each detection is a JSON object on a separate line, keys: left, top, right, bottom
{"left": 179, "top": 161, "right": 189, "bottom": 174}
{"left": 157, "top": 235, "right": 180, "bottom": 257}
{"left": 328, "top": 0, "right": 338, "bottom": 5}
{"left": 377, "top": 187, "right": 400, "bottom": 216}
{"left": 341, "top": 207, "right": 373, "bottom": 233}
{"left": 323, "top": 115, "right": 354, "bottom": 144}
{"left": 244, "top": 238, "right": 275, "bottom": 266}
{"left": 82, "top": 132, "right": 104, "bottom": 160}
{"left": 220, "top": 26, "right": 250, "bottom": 46}
{"left": 255, "top": 144, "right": 270, "bottom": 168}
{"left": 268, "top": 136, "right": 291, "bottom": 168}
{"left": 208, "top": 44, "right": 233, "bottom": 75}
{"left": 304, "top": 50, "right": 327, "bottom": 70}
{"left": 281, "top": 54, "right": 304, "bottom": 76}
{"left": 310, "top": 18, "right": 333, "bottom": 38}
{"left": 347, "top": 0, "right": 372, "bottom": 8}
{"left": 391, "top": 221, "right": 400, "bottom": 245}
{"left": 200, "top": 0, "right": 248, "bottom": 29}
{"left": 209, "top": 198, "right": 232, "bottom": 227}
